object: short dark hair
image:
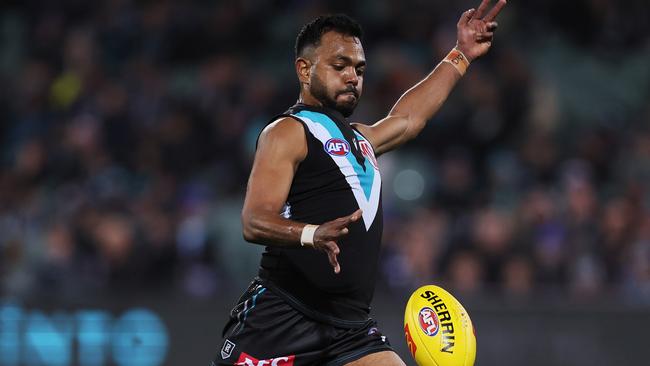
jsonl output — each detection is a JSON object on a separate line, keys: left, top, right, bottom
{"left": 295, "top": 14, "right": 363, "bottom": 58}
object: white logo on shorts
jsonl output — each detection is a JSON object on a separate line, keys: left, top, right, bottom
{"left": 221, "top": 339, "right": 236, "bottom": 359}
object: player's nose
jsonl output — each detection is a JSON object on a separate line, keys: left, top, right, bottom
{"left": 343, "top": 69, "right": 359, "bottom": 86}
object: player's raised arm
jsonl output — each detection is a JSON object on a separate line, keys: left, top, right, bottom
{"left": 241, "top": 117, "right": 362, "bottom": 273}
{"left": 353, "top": 0, "right": 506, "bottom": 156}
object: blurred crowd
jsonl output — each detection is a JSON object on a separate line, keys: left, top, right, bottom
{"left": 1, "top": 0, "right": 649, "bottom": 304}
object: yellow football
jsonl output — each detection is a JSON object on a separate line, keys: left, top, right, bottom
{"left": 403, "top": 285, "right": 476, "bottom": 366}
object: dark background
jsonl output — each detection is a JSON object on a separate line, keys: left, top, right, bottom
{"left": 1, "top": 0, "right": 650, "bottom": 365}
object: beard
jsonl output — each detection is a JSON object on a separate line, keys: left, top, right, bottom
{"left": 310, "top": 73, "right": 359, "bottom": 117}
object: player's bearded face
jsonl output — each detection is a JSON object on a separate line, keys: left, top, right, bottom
{"left": 310, "top": 72, "right": 359, "bottom": 117}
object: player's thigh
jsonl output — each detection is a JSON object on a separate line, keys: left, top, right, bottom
{"left": 344, "top": 351, "right": 406, "bottom": 366}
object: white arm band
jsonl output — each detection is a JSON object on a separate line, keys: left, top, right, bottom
{"left": 300, "top": 224, "right": 319, "bottom": 247}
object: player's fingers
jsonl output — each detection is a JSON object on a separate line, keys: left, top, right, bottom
{"left": 458, "top": 8, "right": 476, "bottom": 26}
{"left": 347, "top": 208, "right": 363, "bottom": 222}
{"left": 320, "top": 225, "right": 348, "bottom": 241}
{"left": 331, "top": 224, "right": 351, "bottom": 239}
{"left": 325, "top": 241, "right": 340, "bottom": 255}
{"left": 326, "top": 241, "right": 341, "bottom": 273}
{"left": 476, "top": 37, "right": 494, "bottom": 46}
{"left": 483, "top": 0, "right": 506, "bottom": 22}
{"left": 476, "top": 32, "right": 494, "bottom": 41}
{"left": 472, "top": 0, "right": 491, "bottom": 19}
{"left": 327, "top": 251, "right": 340, "bottom": 273}
{"left": 334, "top": 208, "right": 362, "bottom": 224}
{"left": 337, "top": 209, "right": 362, "bottom": 227}
{"left": 486, "top": 21, "right": 498, "bottom": 32}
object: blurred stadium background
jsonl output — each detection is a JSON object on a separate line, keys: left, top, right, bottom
{"left": 1, "top": 0, "right": 650, "bottom": 365}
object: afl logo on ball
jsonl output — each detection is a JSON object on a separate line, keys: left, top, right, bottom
{"left": 324, "top": 138, "right": 350, "bottom": 156}
{"left": 418, "top": 307, "right": 440, "bottom": 336}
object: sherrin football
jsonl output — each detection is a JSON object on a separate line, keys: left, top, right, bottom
{"left": 404, "top": 285, "right": 476, "bottom": 366}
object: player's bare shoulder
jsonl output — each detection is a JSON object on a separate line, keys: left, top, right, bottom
{"left": 257, "top": 116, "right": 308, "bottom": 163}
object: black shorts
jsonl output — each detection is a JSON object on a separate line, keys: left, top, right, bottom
{"left": 212, "top": 281, "right": 394, "bottom": 366}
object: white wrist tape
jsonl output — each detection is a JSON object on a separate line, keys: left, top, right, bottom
{"left": 300, "top": 224, "right": 319, "bottom": 247}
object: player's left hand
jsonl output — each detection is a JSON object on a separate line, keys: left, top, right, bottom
{"left": 456, "top": 0, "right": 506, "bottom": 62}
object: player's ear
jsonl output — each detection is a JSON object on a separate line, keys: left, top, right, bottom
{"left": 296, "top": 57, "right": 311, "bottom": 84}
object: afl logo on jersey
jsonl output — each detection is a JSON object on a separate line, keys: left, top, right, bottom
{"left": 324, "top": 138, "right": 350, "bottom": 156}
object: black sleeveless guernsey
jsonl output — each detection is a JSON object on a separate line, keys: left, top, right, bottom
{"left": 257, "top": 103, "right": 383, "bottom": 327}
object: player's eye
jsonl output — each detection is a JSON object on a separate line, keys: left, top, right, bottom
{"left": 332, "top": 64, "right": 345, "bottom": 71}
{"left": 356, "top": 67, "right": 365, "bottom": 76}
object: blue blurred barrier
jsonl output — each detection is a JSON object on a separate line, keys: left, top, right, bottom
{"left": 2, "top": 288, "right": 650, "bottom": 366}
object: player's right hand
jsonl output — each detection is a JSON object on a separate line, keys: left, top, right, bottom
{"left": 456, "top": 0, "right": 506, "bottom": 62}
{"left": 312, "top": 209, "right": 362, "bottom": 274}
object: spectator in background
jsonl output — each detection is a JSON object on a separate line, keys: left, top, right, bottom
{"left": 0, "top": 0, "right": 649, "bottom": 305}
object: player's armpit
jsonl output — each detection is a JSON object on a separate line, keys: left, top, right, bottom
{"left": 352, "top": 115, "right": 413, "bottom": 157}
{"left": 241, "top": 117, "right": 308, "bottom": 245}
